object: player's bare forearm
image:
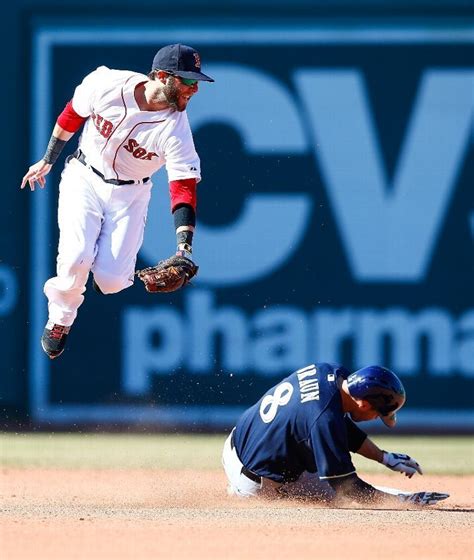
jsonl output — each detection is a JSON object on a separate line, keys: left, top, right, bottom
{"left": 356, "top": 437, "right": 422, "bottom": 478}
{"left": 51, "top": 123, "right": 76, "bottom": 142}
{"left": 330, "top": 473, "right": 387, "bottom": 505}
{"left": 331, "top": 475, "right": 448, "bottom": 507}
{"left": 356, "top": 437, "right": 384, "bottom": 463}
{"left": 21, "top": 124, "right": 75, "bottom": 191}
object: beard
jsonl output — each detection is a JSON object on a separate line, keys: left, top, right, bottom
{"left": 163, "top": 78, "right": 186, "bottom": 112}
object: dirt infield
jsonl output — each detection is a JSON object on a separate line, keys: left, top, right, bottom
{"left": 1, "top": 469, "right": 472, "bottom": 560}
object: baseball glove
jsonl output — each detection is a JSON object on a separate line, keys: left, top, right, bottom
{"left": 136, "top": 254, "right": 198, "bottom": 293}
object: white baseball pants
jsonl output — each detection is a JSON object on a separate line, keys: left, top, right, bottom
{"left": 222, "top": 430, "right": 335, "bottom": 500}
{"left": 44, "top": 158, "right": 152, "bottom": 327}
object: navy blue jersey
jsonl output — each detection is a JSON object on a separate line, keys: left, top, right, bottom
{"left": 233, "top": 363, "right": 364, "bottom": 483}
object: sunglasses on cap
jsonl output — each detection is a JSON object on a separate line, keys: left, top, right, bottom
{"left": 165, "top": 72, "right": 198, "bottom": 86}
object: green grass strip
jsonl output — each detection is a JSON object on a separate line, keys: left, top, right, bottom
{"left": 0, "top": 433, "right": 472, "bottom": 474}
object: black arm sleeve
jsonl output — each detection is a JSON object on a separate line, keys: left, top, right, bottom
{"left": 173, "top": 204, "right": 196, "bottom": 228}
{"left": 43, "top": 136, "right": 67, "bottom": 165}
{"left": 173, "top": 204, "right": 195, "bottom": 251}
{"left": 344, "top": 416, "right": 367, "bottom": 452}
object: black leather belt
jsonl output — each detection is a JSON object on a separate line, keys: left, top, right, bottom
{"left": 230, "top": 430, "right": 262, "bottom": 484}
{"left": 72, "top": 150, "right": 149, "bottom": 185}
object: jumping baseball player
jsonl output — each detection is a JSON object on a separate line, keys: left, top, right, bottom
{"left": 222, "top": 364, "right": 449, "bottom": 506}
{"left": 21, "top": 44, "right": 213, "bottom": 359}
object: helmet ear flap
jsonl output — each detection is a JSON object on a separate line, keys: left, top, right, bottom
{"left": 346, "top": 366, "right": 406, "bottom": 427}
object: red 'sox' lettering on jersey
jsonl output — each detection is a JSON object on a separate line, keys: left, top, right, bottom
{"left": 124, "top": 138, "right": 157, "bottom": 160}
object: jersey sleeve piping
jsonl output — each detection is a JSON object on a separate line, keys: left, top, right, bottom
{"left": 319, "top": 469, "right": 356, "bottom": 480}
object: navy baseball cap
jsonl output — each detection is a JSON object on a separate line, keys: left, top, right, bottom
{"left": 152, "top": 44, "right": 214, "bottom": 82}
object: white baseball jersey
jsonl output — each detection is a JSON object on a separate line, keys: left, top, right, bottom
{"left": 71, "top": 66, "right": 201, "bottom": 183}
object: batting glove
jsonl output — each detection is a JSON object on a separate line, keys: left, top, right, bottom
{"left": 382, "top": 451, "right": 423, "bottom": 478}
{"left": 397, "top": 491, "right": 449, "bottom": 506}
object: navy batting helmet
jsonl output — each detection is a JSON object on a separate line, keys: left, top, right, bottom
{"left": 346, "top": 366, "right": 406, "bottom": 427}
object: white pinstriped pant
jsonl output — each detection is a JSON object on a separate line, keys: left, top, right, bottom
{"left": 44, "top": 158, "right": 152, "bottom": 326}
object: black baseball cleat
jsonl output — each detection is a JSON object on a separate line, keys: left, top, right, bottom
{"left": 41, "top": 321, "right": 71, "bottom": 359}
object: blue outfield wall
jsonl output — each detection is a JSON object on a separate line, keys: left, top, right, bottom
{"left": 2, "top": 5, "right": 473, "bottom": 431}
